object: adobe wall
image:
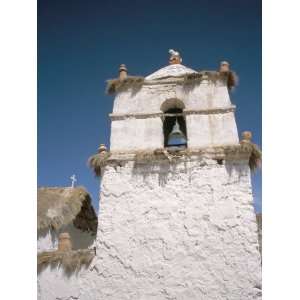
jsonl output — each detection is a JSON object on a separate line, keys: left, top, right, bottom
{"left": 38, "top": 156, "right": 261, "bottom": 300}
{"left": 110, "top": 80, "right": 239, "bottom": 151}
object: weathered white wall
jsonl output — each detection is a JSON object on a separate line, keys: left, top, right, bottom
{"left": 38, "top": 157, "right": 261, "bottom": 300}
{"left": 110, "top": 117, "right": 164, "bottom": 150}
{"left": 37, "top": 225, "right": 96, "bottom": 253}
{"left": 110, "top": 78, "right": 238, "bottom": 151}
{"left": 37, "top": 229, "right": 57, "bottom": 253}
{"left": 112, "top": 81, "right": 232, "bottom": 115}
{"left": 186, "top": 112, "right": 239, "bottom": 148}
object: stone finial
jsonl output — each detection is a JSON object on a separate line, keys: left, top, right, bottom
{"left": 98, "top": 143, "right": 107, "bottom": 153}
{"left": 219, "top": 61, "right": 230, "bottom": 73}
{"left": 241, "top": 131, "right": 252, "bottom": 143}
{"left": 169, "top": 49, "right": 182, "bottom": 65}
{"left": 58, "top": 232, "right": 72, "bottom": 252}
{"left": 119, "top": 64, "right": 128, "bottom": 80}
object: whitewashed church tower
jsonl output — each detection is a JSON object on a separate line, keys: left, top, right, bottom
{"left": 90, "top": 50, "right": 262, "bottom": 299}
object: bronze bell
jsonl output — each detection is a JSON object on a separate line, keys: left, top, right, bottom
{"left": 168, "top": 119, "right": 186, "bottom": 146}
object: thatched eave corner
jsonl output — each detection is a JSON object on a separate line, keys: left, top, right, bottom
{"left": 88, "top": 151, "right": 111, "bottom": 177}
{"left": 182, "top": 70, "right": 238, "bottom": 90}
{"left": 239, "top": 141, "right": 261, "bottom": 172}
{"left": 106, "top": 76, "right": 145, "bottom": 95}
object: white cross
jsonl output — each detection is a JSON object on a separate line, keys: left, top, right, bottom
{"left": 70, "top": 174, "right": 77, "bottom": 188}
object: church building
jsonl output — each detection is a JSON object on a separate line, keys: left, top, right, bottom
{"left": 38, "top": 50, "right": 262, "bottom": 300}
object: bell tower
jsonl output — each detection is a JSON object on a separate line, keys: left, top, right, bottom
{"left": 90, "top": 50, "right": 261, "bottom": 300}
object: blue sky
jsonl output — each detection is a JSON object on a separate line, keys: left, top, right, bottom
{"left": 38, "top": 0, "right": 261, "bottom": 212}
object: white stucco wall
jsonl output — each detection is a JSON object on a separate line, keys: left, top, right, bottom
{"left": 186, "top": 112, "right": 239, "bottom": 148}
{"left": 37, "top": 224, "right": 96, "bottom": 253}
{"left": 112, "top": 80, "right": 231, "bottom": 115}
{"left": 110, "top": 117, "right": 164, "bottom": 151}
{"left": 110, "top": 78, "right": 238, "bottom": 151}
{"left": 38, "top": 157, "right": 261, "bottom": 300}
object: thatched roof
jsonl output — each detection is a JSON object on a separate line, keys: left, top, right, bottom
{"left": 105, "top": 69, "right": 238, "bottom": 95}
{"left": 240, "top": 142, "right": 261, "bottom": 171}
{"left": 88, "top": 143, "right": 261, "bottom": 177}
{"left": 183, "top": 70, "right": 238, "bottom": 90}
{"left": 88, "top": 151, "right": 111, "bottom": 177}
{"left": 37, "top": 186, "right": 97, "bottom": 234}
{"left": 106, "top": 76, "right": 144, "bottom": 95}
{"left": 37, "top": 249, "right": 95, "bottom": 273}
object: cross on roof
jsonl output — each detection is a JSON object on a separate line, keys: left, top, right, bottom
{"left": 70, "top": 174, "right": 77, "bottom": 188}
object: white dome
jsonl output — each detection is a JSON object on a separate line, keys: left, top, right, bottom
{"left": 145, "top": 64, "right": 196, "bottom": 80}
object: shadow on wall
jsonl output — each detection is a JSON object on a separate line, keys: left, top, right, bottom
{"left": 224, "top": 160, "right": 250, "bottom": 179}
{"left": 132, "top": 156, "right": 193, "bottom": 188}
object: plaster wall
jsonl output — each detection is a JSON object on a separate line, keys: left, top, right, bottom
{"left": 110, "top": 111, "right": 238, "bottom": 150}
{"left": 38, "top": 158, "right": 261, "bottom": 300}
{"left": 37, "top": 225, "right": 95, "bottom": 253}
{"left": 110, "top": 81, "right": 238, "bottom": 151}
{"left": 186, "top": 112, "right": 239, "bottom": 148}
{"left": 112, "top": 81, "right": 231, "bottom": 114}
{"left": 110, "top": 117, "right": 163, "bottom": 151}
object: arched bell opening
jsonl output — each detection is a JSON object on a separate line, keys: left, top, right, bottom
{"left": 162, "top": 108, "right": 187, "bottom": 149}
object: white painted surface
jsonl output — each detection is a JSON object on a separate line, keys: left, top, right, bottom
{"left": 110, "top": 65, "right": 238, "bottom": 151}
{"left": 110, "top": 117, "right": 164, "bottom": 151}
{"left": 37, "top": 229, "right": 58, "bottom": 253}
{"left": 112, "top": 80, "right": 232, "bottom": 115}
{"left": 38, "top": 157, "right": 261, "bottom": 300}
{"left": 186, "top": 112, "right": 239, "bottom": 148}
{"left": 145, "top": 64, "right": 196, "bottom": 80}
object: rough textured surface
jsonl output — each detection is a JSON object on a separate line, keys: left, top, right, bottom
{"left": 38, "top": 157, "right": 261, "bottom": 300}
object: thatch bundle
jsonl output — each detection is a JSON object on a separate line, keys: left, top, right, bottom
{"left": 37, "top": 249, "right": 95, "bottom": 273}
{"left": 183, "top": 71, "right": 219, "bottom": 84}
{"left": 239, "top": 142, "right": 262, "bottom": 171}
{"left": 37, "top": 187, "right": 97, "bottom": 233}
{"left": 183, "top": 71, "right": 238, "bottom": 90}
{"left": 226, "top": 71, "right": 238, "bottom": 90}
{"left": 88, "top": 143, "right": 260, "bottom": 176}
{"left": 106, "top": 76, "right": 144, "bottom": 95}
{"left": 88, "top": 151, "right": 111, "bottom": 177}
{"left": 135, "top": 149, "right": 166, "bottom": 162}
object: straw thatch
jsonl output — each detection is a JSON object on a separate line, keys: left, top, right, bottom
{"left": 240, "top": 142, "right": 262, "bottom": 171}
{"left": 88, "top": 143, "right": 260, "bottom": 176}
{"left": 88, "top": 151, "right": 111, "bottom": 177}
{"left": 183, "top": 71, "right": 238, "bottom": 90}
{"left": 37, "top": 186, "right": 97, "bottom": 233}
{"left": 133, "top": 144, "right": 260, "bottom": 169}
{"left": 226, "top": 71, "right": 238, "bottom": 90}
{"left": 183, "top": 71, "right": 219, "bottom": 84}
{"left": 106, "top": 76, "right": 144, "bottom": 95}
{"left": 37, "top": 249, "right": 95, "bottom": 273}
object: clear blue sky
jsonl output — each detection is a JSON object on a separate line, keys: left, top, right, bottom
{"left": 38, "top": 0, "right": 262, "bottom": 212}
